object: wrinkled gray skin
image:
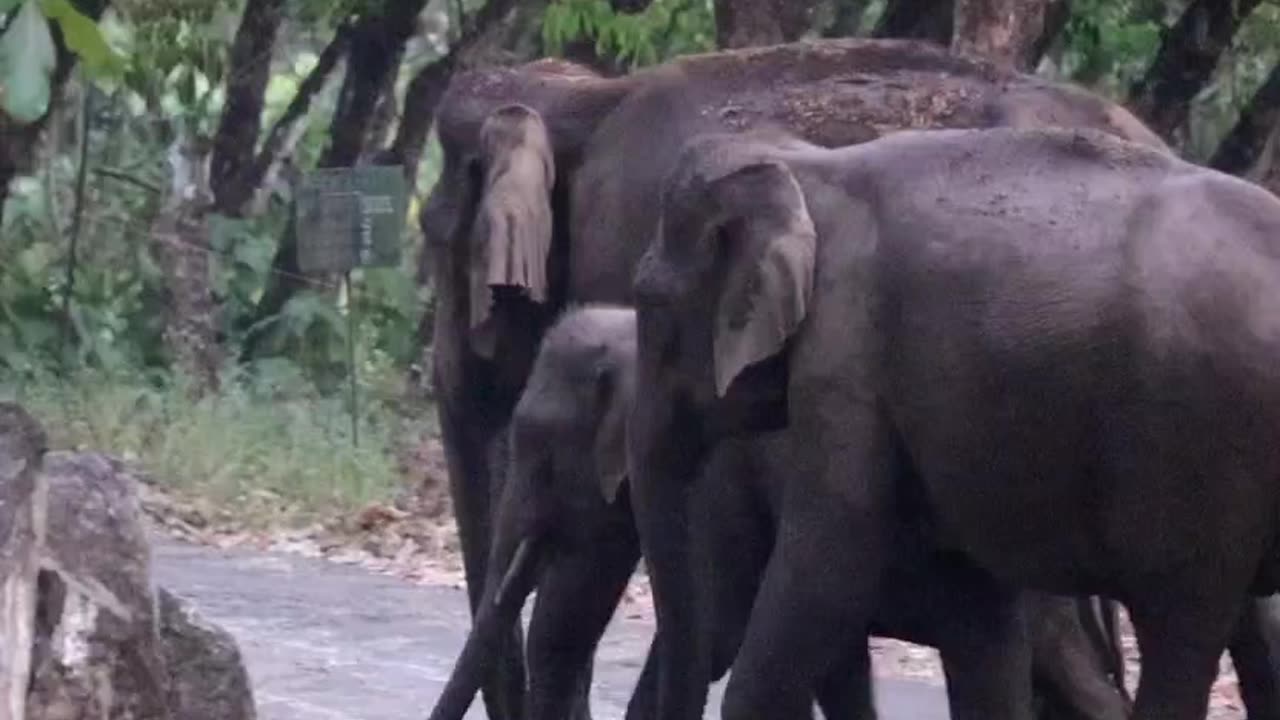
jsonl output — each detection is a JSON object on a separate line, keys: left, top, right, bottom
{"left": 426, "top": 306, "right": 1132, "bottom": 720}
{"left": 627, "top": 125, "right": 1280, "bottom": 720}
{"left": 418, "top": 38, "right": 1170, "bottom": 720}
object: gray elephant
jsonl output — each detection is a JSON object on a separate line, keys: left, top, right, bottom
{"left": 426, "top": 305, "right": 1132, "bottom": 720}
{"left": 625, "top": 124, "right": 1280, "bottom": 720}
{"left": 418, "top": 38, "right": 1168, "bottom": 719}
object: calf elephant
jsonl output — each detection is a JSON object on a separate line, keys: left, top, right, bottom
{"left": 627, "top": 125, "right": 1280, "bottom": 720}
{"left": 420, "top": 37, "right": 1168, "bottom": 720}
{"left": 426, "top": 305, "right": 1132, "bottom": 720}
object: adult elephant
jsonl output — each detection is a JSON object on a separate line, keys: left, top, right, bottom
{"left": 425, "top": 305, "right": 1131, "bottom": 720}
{"left": 626, "top": 125, "right": 1280, "bottom": 720}
{"left": 419, "top": 37, "right": 1167, "bottom": 720}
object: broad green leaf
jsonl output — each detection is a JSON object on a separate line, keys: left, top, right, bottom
{"left": 0, "top": 0, "right": 23, "bottom": 13}
{"left": 40, "top": 0, "right": 125, "bottom": 78}
{"left": 0, "top": 0, "right": 56, "bottom": 124}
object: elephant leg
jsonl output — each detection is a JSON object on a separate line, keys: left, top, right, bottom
{"left": 1024, "top": 592, "right": 1129, "bottom": 720}
{"left": 623, "top": 636, "right": 660, "bottom": 720}
{"left": 437, "top": 394, "right": 525, "bottom": 720}
{"left": 1229, "top": 596, "right": 1280, "bottom": 720}
{"left": 692, "top": 445, "right": 775, "bottom": 683}
{"left": 815, "top": 642, "right": 876, "bottom": 720}
{"left": 1127, "top": 592, "right": 1246, "bottom": 720}
{"left": 719, "top": 422, "right": 894, "bottom": 720}
{"left": 525, "top": 531, "right": 640, "bottom": 720}
{"left": 934, "top": 571, "right": 1034, "bottom": 720}
{"left": 568, "top": 658, "right": 594, "bottom": 720}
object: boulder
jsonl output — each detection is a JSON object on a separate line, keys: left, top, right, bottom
{"left": 157, "top": 587, "right": 256, "bottom": 720}
{"left": 25, "top": 451, "right": 173, "bottom": 720}
{"left": 0, "top": 403, "right": 47, "bottom": 720}
{"left": 0, "top": 406, "right": 257, "bottom": 720}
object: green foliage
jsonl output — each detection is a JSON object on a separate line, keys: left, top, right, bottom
{"left": 1056, "top": 0, "right": 1168, "bottom": 91}
{"left": 0, "top": 0, "right": 123, "bottom": 123}
{"left": 42, "top": 0, "right": 124, "bottom": 76}
{"left": 1183, "top": 2, "right": 1280, "bottom": 161}
{"left": 542, "top": 0, "right": 715, "bottom": 68}
{"left": 0, "top": 1, "right": 57, "bottom": 122}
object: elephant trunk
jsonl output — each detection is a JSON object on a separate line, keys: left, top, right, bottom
{"left": 427, "top": 536, "right": 544, "bottom": 720}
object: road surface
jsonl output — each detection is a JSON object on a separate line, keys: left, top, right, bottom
{"left": 151, "top": 537, "right": 949, "bottom": 720}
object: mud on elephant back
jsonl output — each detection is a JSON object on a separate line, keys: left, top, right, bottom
{"left": 626, "top": 125, "right": 1280, "bottom": 720}
{"left": 417, "top": 36, "right": 1172, "bottom": 720}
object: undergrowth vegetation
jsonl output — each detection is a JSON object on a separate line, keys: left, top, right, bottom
{"left": 1, "top": 358, "right": 437, "bottom": 524}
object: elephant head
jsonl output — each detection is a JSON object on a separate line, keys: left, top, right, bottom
{"left": 420, "top": 61, "right": 633, "bottom": 369}
{"left": 632, "top": 133, "right": 816, "bottom": 424}
{"left": 425, "top": 306, "right": 639, "bottom": 720}
{"left": 508, "top": 304, "right": 637, "bottom": 524}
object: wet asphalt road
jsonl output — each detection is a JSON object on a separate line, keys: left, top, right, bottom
{"left": 150, "top": 537, "right": 949, "bottom": 720}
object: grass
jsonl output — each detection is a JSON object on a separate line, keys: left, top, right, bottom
{"left": 1, "top": 360, "right": 439, "bottom": 527}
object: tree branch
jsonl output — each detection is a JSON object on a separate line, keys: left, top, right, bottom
{"left": 242, "top": 0, "right": 431, "bottom": 361}
{"left": 92, "top": 167, "right": 162, "bottom": 194}
{"left": 240, "top": 23, "right": 352, "bottom": 202}
{"left": 380, "top": 0, "right": 523, "bottom": 179}
{"left": 210, "top": 0, "right": 285, "bottom": 215}
{"left": 1210, "top": 61, "right": 1280, "bottom": 178}
{"left": 1026, "top": 0, "right": 1072, "bottom": 70}
{"left": 1129, "top": 0, "right": 1262, "bottom": 143}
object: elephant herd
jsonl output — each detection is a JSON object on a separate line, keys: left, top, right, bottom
{"left": 417, "top": 38, "right": 1280, "bottom": 720}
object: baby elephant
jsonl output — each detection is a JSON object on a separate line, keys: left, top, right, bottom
{"left": 426, "top": 304, "right": 1137, "bottom": 720}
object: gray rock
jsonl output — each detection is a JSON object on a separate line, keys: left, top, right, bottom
{"left": 0, "top": 406, "right": 257, "bottom": 720}
{"left": 158, "top": 588, "right": 256, "bottom": 720}
{"left": 25, "top": 451, "right": 172, "bottom": 720}
{"left": 0, "top": 403, "right": 47, "bottom": 720}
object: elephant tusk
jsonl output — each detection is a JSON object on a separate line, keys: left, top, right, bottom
{"left": 495, "top": 537, "right": 536, "bottom": 607}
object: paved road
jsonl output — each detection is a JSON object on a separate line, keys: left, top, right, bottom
{"left": 150, "top": 537, "right": 949, "bottom": 720}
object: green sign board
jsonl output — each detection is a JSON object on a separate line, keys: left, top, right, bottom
{"left": 296, "top": 165, "right": 409, "bottom": 273}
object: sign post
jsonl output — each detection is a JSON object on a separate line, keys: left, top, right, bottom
{"left": 295, "top": 165, "right": 409, "bottom": 447}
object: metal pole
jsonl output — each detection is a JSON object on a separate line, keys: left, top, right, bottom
{"left": 344, "top": 270, "right": 359, "bottom": 448}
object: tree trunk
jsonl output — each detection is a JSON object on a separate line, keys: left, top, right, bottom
{"left": 1026, "top": 0, "right": 1071, "bottom": 71}
{"left": 1129, "top": 0, "right": 1263, "bottom": 144}
{"left": 1210, "top": 61, "right": 1280, "bottom": 190}
{"left": 872, "top": 0, "right": 953, "bottom": 46}
{"left": 714, "top": 0, "right": 814, "bottom": 49}
{"left": 242, "top": 0, "right": 429, "bottom": 361}
{"left": 209, "top": 0, "right": 285, "bottom": 217}
{"left": 952, "top": 0, "right": 1052, "bottom": 71}
{"left": 823, "top": 0, "right": 871, "bottom": 38}
{"left": 241, "top": 24, "right": 351, "bottom": 212}
{"left": 379, "top": 0, "right": 524, "bottom": 183}
{"left": 150, "top": 134, "right": 223, "bottom": 394}
{"left": 153, "top": 0, "right": 285, "bottom": 395}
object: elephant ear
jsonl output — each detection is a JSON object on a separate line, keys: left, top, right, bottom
{"left": 593, "top": 353, "right": 632, "bottom": 504}
{"left": 704, "top": 162, "right": 816, "bottom": 397}
{"left": 469, "top": 103, "right": 556, "bottom": 336}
